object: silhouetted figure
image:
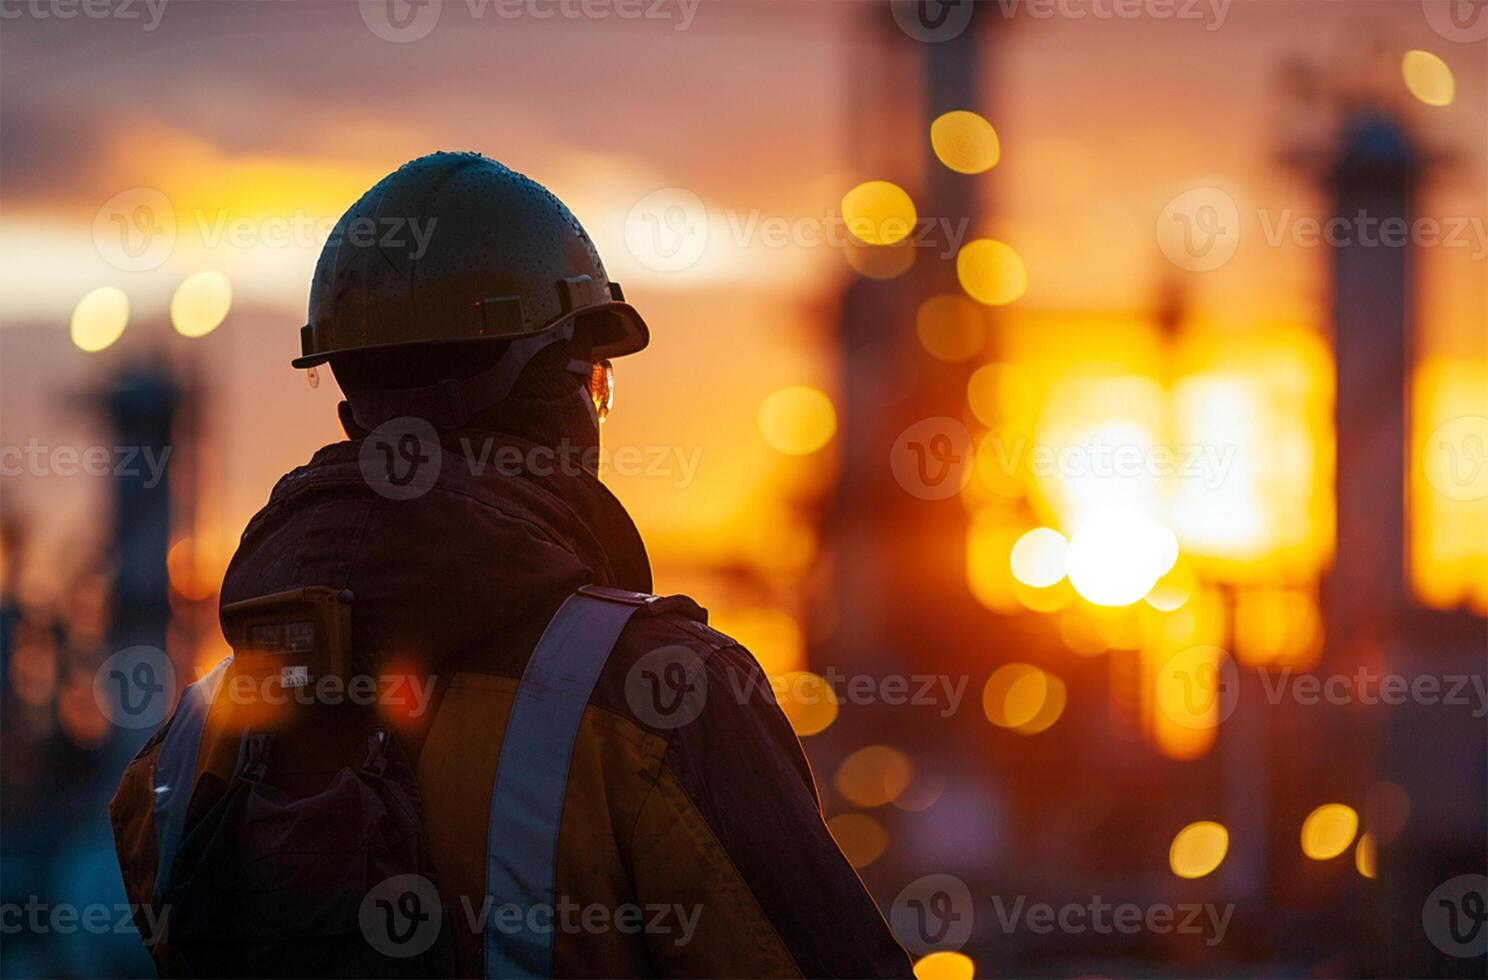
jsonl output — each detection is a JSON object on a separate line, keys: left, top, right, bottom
{"left": 109, "top": 153, "right": 911, "bottom": 979}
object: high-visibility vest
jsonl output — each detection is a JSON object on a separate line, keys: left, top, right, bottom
{"left": 151, "top": 584, "right": 658, "bottom": 979}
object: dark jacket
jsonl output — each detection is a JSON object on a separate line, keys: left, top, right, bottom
{"left": 111, "top": 430, "right": 912, "bottom": 978}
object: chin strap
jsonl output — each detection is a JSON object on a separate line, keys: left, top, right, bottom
{"left": 347, "top": 322, "right": 586, "bottom": 431}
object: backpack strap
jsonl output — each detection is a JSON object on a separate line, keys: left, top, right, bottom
{"left": 483, "top": 585, "right": 658, "bottom": 979}
{"left": 151, "top": 656, "right": 233, "bottom": 904}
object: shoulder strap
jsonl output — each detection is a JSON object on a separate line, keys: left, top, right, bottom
{"left": 151, "top": 656, "right": 233, "bottom": 904}
{"left": 483, "top": 585, "right": 657, "bottom": 979}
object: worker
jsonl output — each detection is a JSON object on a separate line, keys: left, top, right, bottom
{"left": 110, "top": 151, "right": 913, "bottom": 979}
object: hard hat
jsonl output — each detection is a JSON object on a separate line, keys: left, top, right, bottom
{"left": 294, "top": 151, "right": 648, "bottom": 370}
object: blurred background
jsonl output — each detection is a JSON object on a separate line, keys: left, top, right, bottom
{"left": 1, "top": 1, "right": 1485, "bottom": 976}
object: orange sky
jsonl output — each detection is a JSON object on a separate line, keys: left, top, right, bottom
{"left": 1, "top": 0, "right": 1483, "bottom": 604}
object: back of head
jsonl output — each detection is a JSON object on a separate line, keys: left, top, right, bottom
{"left": 329, "top": 335, "right": 598, "bottom": 450}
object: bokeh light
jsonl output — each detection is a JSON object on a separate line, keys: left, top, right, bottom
{"left": 1355, "top": 832, "right": 1376, "bottom": 879}
{"left": 984, "top": 663, "right": 1058, "bottom": 730}
{"left": 841, "top": 180, "right": 917, "bottom": 246}
{"left": 1169, "top": 820, "right": 1229, "bottom": 879}
{"left": 916, "top": 294, "right": 986, "bottom": 362}
{"left": 758, "top": 386, "right": 837, "bottom": 455}
{"left": 1145, "top": 559, "right": 1197, "bottom": 612}
{"left": 166, "top": 537, "right": 225, "bottom": 602}
{"left": 774, "top": 670, "right": 839, "bottom": 736}
{"left": 1065, "top": 507, "right": 1178, "bottom": 606}
{"left": 913, "top": 951, "right": 976, "bottom": 980}
{"left": 1015, "top": 671, "right": 1066, "bottom": 734}
{"left": 1301, "top": 803, "right": 1359, "bottom": 860}
{"left": 956, "top": 239, "right": 1027, "bottom": 306}
{"left": 69, "top": 287, "right": 128, "bottom": 353}
{"left": 1401, "top": 50, "right": 1455, "bottom": 107}
{"left": 170, "top": 270, "right": 233, "bottom": 338}
{"left": 930, "top": 109, "right": 1000, "bottom": 174}
{"left": 966, "top": 362, "right": 1033, "bottom": 429}
{"left": 834, "top": 745, "right": 914, "bottom": 808}
{"left": 1009, "top": 526, "right": 1069, "bottom": 588}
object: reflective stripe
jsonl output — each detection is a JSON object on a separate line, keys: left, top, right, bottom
{"left": 152, "top": 657, "right": 232, "bottom": 904}
{"left": 484, "top": 588, "right": 651, "bottom": 979}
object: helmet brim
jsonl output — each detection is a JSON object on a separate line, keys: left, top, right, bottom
{"left": 291, "top": 300, "right": 649, "bottom": 370}
{"left": 578, "top": 301, "right": 650, "bottom": 360}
